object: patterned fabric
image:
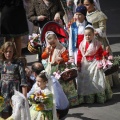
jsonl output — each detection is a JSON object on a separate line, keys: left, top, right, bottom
{"left": 28, "top": 0, "right": 65, "bottom": 31}
{"left": 59, "top": 79, "right": 79, "bottom": 107}
{"left": 79, "top": 80, "right": 113, "bottom": 104}
{"left": 0, "top": 59, "right": 27, "bottom": 112}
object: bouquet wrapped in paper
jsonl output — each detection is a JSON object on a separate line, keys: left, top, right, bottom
{"left": 28, "top": 90, "right": 53, "bottom": 111}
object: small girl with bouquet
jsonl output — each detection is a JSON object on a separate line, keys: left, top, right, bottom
{"left": 77, "top": 25, "right": 113, "bottom": 104}
{"left": 28, "top": 71, "right": 58, "bottom": 120}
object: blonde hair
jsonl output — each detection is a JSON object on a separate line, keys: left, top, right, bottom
{"left": 0, "top": 41, "right": 18, "bottom": 60}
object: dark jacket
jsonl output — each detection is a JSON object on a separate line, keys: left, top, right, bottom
{"left": 28, "top": 0, "right": 65, "bottom": 33}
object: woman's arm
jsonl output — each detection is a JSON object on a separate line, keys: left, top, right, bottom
{"left": 18, "top": 61, "right": 28, "bottom": 97}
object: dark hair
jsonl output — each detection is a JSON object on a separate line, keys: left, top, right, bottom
{"left": 37, "top": 72, "right": 48, "bottom": 82}
{"left": 82, "top": 0, "right": 94, "bottom": 4}
{"left": 85, "top": 26, "right": 94, "bottom": 33}
{"left": 31, "top": 62, "right": 44, "bottom": 75}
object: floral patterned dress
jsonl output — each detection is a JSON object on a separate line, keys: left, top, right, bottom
{"left": 0, "top": 59, "right": 28, "bottom": 112}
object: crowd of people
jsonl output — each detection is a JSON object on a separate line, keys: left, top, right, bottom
{"left": 0, "top": 0, "right": 119, "bottom": 120}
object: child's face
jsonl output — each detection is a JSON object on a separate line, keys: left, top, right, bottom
{"left": 48, "top": 39, "right": 57, "bottom": 48}
{"left": 36, "top": 76, "right": 47, "bottom": 89}
{"left": 4, "top": 46, "right": 14, "bottom": 60}
{"left": 75, "top": 13, "right": 85, "bottom": 22}
{"left": 84, "top": 29, "right": 94, "bottom": 42}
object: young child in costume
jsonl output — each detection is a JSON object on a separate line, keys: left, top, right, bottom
{"left": 77, "top": 25, "right": 113, "bottom": 104}
{"left": 0, "top": 42, "right": 27, "bottom": 119}
{"left": 28, "top": 71, "right": 58, "bottom": 120}
{"left": 69, "top": 5, "right": 91, "bottom": 64}
{"left": 41, "top": 31, "right": 69, "bottom": 75}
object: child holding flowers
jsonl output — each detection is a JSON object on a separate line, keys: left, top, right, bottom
{"left": 77, "top": 25, "right": 113, "bottom": 104}
{"left": 28, "top": 71, "right": 58, "bottom": 120}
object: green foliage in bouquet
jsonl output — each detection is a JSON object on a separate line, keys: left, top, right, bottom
{"left": 113, "top": 55, "right": 120, "bottom": 66}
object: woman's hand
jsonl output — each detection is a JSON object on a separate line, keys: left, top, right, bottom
{"left": 37, "top": 15, "right": 47, "bottom": 21}
{"left": 55, "top": 57, "right": 63, "bottom": 63}
{"left": 54, "top": 13, "right": 60, "bottom": 21}
{"left": 46, "top": 46, "right": 52, "bottom": 55}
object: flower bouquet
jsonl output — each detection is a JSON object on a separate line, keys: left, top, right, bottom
{"left": 28, "top": 91, "right": 51, "bottom": 111}
{"left": 53, "top": 58, "right": 77, "bottom": 81}
{"left": 0, "top": 96, "right": 4, "bottom": 112}
{"left": 97, "top": 53, "right": 120, "bottom": 76}
{"left": 28, "top": 33, "right": 41, "bottom": 54}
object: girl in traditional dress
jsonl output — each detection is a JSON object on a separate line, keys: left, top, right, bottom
{"left": 77, "top": 26, "right": 113, "bottom": 104}
{"left": 41, "top": 31, "right": 69, "bottom": 75}
{"left": 29, "top": 71, "right": 58, "bottom": 120}
{"left": 0, "top": 42, "right": 28, "bottom": 119}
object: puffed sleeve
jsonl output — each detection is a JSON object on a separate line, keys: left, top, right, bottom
{"left": 61, "top": 50, "right": 69, "bottom": 62}
{"left": 41, "top": 48, "right": 49, "bottom": 59}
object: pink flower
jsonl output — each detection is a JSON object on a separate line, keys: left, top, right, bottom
{"left": 108, "top": 55, "right": 113, "bottom": 60}
{"left": 102, "top": 59, "right": 107, "bottom": 69}
{"left": 53, "top": 72, "right": 61, "bottom": 79}
{"left": 97, "top": 63, "right": 103, "bottom": 69}
{"left": 106, "top": 60, "right": 113, "bottom": 66}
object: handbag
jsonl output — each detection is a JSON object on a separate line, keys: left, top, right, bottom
{"left": 104, "top": 64, "right": 119, "bottom": 76}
